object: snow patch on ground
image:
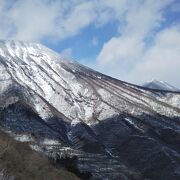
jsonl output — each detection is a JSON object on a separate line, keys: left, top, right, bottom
{"left": 14, "top": 134, "right": 33, "bottom": 142}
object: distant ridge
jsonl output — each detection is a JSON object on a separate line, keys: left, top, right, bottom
{"left": 142, "top": 79, "right": 180, "bottom": 91}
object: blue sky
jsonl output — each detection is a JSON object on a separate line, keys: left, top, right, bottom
{"left": 44, "top": 21, "right": 119, "bottom": 61}
{"left": 0, "top": 0, "right": 180, "bottom": 87}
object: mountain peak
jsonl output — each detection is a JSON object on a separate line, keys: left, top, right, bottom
{"left": 0, "top": 39, "right": 72, "bottom": 61}
{"left": 0, "top": 39, "right": 42, "bottom": 49}
{"left": 142, "top": 79, "right": 179, "bottom": 92}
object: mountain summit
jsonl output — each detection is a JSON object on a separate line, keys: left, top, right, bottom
{"left": 0, "top": 40, "right": 180, "bottom": 180}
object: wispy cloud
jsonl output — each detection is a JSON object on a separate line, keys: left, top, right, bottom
{"left": 95, "top": 0, "right": 180, "bottom": 86}
{"left": 97, "top": 0, "right": 171, "bottom": 65}
{"left": 127, "top": 26, "right": 180, "bottom": 85}
{"left": 61, "top": 48, "right": 73, "bottom": 59}
{"left": 0, "top": 0, "right": 124, "bottom": 42}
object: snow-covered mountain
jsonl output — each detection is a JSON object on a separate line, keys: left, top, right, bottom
{"left": 0, "top": 40, "right": 180, "bottom": 180}
{"left": 143, "top": 79, "right": 179, "bottom": 91}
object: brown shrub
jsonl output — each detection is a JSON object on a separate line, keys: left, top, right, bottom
{"left": 0, "top": 130, "right": 80, "bottom": 180}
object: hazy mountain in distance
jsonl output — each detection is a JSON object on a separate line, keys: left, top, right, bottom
{"left": 142, "top": 79, "right": 180, "bottom": 91}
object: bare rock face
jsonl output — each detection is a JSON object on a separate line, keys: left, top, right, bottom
{"left": 0, "top": 40, "right": 180, "bottom": 180}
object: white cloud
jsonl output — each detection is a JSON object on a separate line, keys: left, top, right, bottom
{"left": 54, "top": 1, "right": 98, "bottom": 41}
{"left": 127, "top": 26, "right": 180, "bottom": 86}
{"left": 95, "top": 26, "right": 180, "bottom": 87}
{"left": 97, "top": 36, "right": 145, "bottom": 65}
{"left": 0, "top": 0, "right": 127, "bottom": 42}
{"left": 123, "top": 0, "right": 170, "bottom": 37}
{"left": 61, "top": 48, "right": 73, "bottom": 59}
{"left": 97, "top": 0, "right": 171, "bottom": 65}
{"left": 0, "top": 0, "right": 61, "bottom": 41}
{"left": 95, "top": 0, "right": 180, "bottom": 87}
{"left": 0, "top": 0, "right": 94, "bottom": 41}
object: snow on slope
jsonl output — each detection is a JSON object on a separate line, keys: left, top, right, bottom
{"left": 143, "top": 79, "right": 179, "bottom": 92}
{"left": 1, "top": 40, "right": 180, "bottom": 124}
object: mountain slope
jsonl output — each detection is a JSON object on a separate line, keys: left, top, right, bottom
{"left": 143, "top": 79, "right": 180, "bottom": 91}
{"left": 0, "top": 40, "right": 180, "bottom": 180}
{"left": 0, "top": 129, "right": 80, "bottom": 180}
